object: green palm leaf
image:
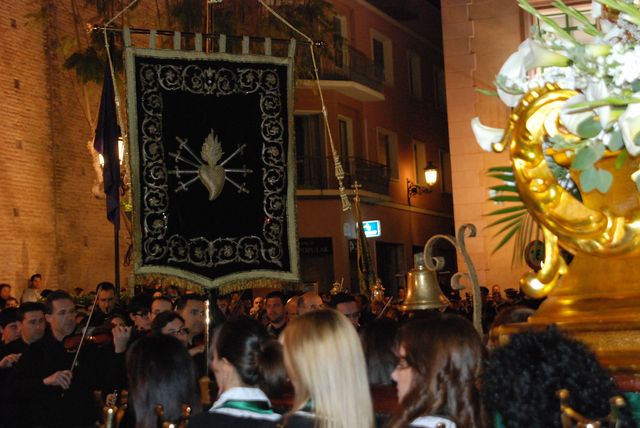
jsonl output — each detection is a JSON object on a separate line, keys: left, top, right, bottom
{"left": 486, "top": 165, "right": 541, "bottom": 265}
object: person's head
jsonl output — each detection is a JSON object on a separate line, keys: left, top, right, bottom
{"left": 128, "top": 294, "right": 152, "bottom": 332}
{"left": 150, "top": 297, "right": 173, "bottom": 321}
{"left": 330, "top": 293, "right": 360, "bottom": 328}
{"left": 252, "top": 296, "right": 265, "bottom": 311}
{"left": 18, "top": 302, "right": 46, "bottom": 344}
{"left": 482, "top": 327, "right": 635, "bottom": 428}
{"left": 359, "top": 318, "right": 398, "bottom": 385}
{"left": 126, "top": 334, "right": 200, "bottom": 428}
{"left": 0, "top": 307, "right": 22, "bottom": 344}
{"left": 389, "top": 314, "right": 487, "bottom": 428}
{"left": 216, "top": 294, "right": 230, "bottom": 314}
{"left": 298, "top": 291, "right": 323, "bottom": 315}
{"left": 44, "top": 290, "right": 76, "bottom": 340}
{"left": 487, "top": 305, "right": 535, "bottom": 350}
{"left": 5, "top": 298, "right": 18, "bottom": 309}
{"left": 212, "top": 316, "right": 285, "bottom": 395}
{"left": 151, "top": 311, "right": 189, "bottom": 346}
{"left": 165, "top": 285, "right": 181, "bottom": 299}
{"left": 281, "top": 309, "right": 373, "bottom": 428}
{"left": 285, "top": 296, "right": 299, "bottom": 322}
{"left": 265, "top": 291, "right": 286, "bottom": 326}
{"left": 175, "top": 295, "right": 205, "bottom": 339}
{"left": 96, "top": 282, "right": 116, "bottom": 315}
{"left": 0, "top": 284, "right": 12, "bottom": 300}
{"left": 30, "top": 274, "right": 42, "bottom": 289}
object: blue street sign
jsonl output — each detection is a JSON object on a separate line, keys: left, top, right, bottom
{"left": 362, "top": 220, "right": 381, "bottom": 238}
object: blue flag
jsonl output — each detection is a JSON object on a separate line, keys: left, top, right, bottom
{"left": 94, "top": 64, "right": 121, "bottom": 226}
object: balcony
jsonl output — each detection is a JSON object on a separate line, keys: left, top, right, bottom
{"left": 297, "top": 156, "right": 391, "bottom": 195}
{"left": 296, "top": 45, "right": 385, "bottom": 102}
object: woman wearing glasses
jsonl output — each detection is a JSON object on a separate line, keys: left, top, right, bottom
{"left": 189, "top": 316, "right": 286, "bottom": 428}
{"left": 388, "top": 314, "right": 488, "bottom": 428}
{"left": 150, "top": 311, "right": 189, "bottom": 346}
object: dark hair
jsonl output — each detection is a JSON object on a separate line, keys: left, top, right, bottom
{"left": 17, "top": 302, "right": 45, "bottom": 321}
{"left": 329, "top": 293, "right": 356, "bottom": 309}
{"left": 151, "top": 312, "right": 185, "bottom": 335}
{"left": 29, "top": 274, "right": 41, "bottom": 282}
{"left": 214, "top": 316, "right": 286, "bottom": 395}
{"left": 44, "top": 290, "right": 73, "bottom": 314}
{"left": 359, "top": 318, "right": 398, "bottom": 385}
{"left": 216, "top": 294, "right": 230, "bottom": 302}
{"left": 126, "top": 334, "right": 200, "bottom": 428}
{"left": 0, "top": 307, "right": 19, "bottom": 327}
{"left": 0, "top": 283, "right": 10, "bottom": 292}
{"left": 265, "top": 291, "right": 286, "bottom": 305}
{"left": 388, "top": 314, "right": 488, "bottom": 428}
{"left": 128, "top": 294, "right": 152, "bottom": 315}
{"left": 96, "top": 282, "right": 115, "bottom": 293}
{"left": 482, "top": 327, "right": 635, "bottom": 428}
{"left": 174, "top": 294, "right": 204, "bottom": 312}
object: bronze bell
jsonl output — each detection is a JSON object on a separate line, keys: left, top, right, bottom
{"left": 399, "top": 255, "right": 450, "bottom": 312}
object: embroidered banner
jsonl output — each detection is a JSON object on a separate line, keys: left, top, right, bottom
{"left": 126, "top": 47, "right": 299, "bottom": 288}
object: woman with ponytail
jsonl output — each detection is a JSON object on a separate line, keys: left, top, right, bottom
{"left": 189, "top": 316, "right": 286, "bottom": 427}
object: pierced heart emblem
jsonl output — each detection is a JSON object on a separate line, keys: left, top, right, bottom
{"left": 198, "top": 165, "right": 226, "bottom": 200}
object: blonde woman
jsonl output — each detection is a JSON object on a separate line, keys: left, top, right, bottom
{"left": 280, "top": 309, "right": 374, "bottom": 428}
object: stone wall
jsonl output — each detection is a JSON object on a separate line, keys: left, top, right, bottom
{"left": 441, "top": 0, "right": 528, "bottom": 290}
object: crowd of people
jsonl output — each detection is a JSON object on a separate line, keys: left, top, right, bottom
{"left": 0, "top": 275, "right": 635, "bottom": 428}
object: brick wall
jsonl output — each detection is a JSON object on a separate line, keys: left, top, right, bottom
{"left": 0, "top": 1, "right": 141, "bottom": 298}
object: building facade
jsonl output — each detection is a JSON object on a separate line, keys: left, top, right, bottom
{"left": 294, "top": 0, "right": 455, "bottom": 293}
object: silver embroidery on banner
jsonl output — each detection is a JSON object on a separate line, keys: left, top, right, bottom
{"left": 138, "top": 62, "right": 286, "bottom": 269}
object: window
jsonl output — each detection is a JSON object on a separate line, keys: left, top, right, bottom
{"left": 377, "top": 129, "right": 398, "bottom": 179}
{"left": 371, "top": 30, "right": 393, "bottom": 85}
{"left": 407, "top": 51, "right": 422, "bottom": 100}
{"left": 413, "top": 141, "right": 427, "bottom": 185}
{"left": 337, "top": 116, "right": 353, "bottom": 160}
{"left": 434, "top": 66, "right": 446, "bottom": 110}
{"left": 295, "top": 114, "right": 324, "bottom": 187}
{"left": 535, "top": 4, "right": 592, "bottom": 44}
{"left": 333, "top": 16, "right": 348, "bottom": 69}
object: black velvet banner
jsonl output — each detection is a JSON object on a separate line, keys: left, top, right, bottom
{"left": 127, "top": 49, "right": 298, "bottom": 288}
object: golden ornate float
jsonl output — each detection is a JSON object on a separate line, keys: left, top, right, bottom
{"left": 494, "top": 83, "right": 640, "bottom": 371}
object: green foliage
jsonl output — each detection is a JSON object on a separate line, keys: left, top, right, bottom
{"left": 55, "top": 0, "right": 336, "bottom": 84}
{"left": 486, "top": 166, "right": 535, "bottom": 264}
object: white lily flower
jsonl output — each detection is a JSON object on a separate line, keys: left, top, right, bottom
{"left": 560, "top": 94, "right": 602, "bottom": 138}
{"left": 585, "top": 44, "right": 611, "bottom": 58}
{"left": 471, "top": 117, "right": 505, "bottom": 152}
{"left": 591, "top": 1, "right": 603, "bottom": 19}
{"left": 619, "top": 96, "right": 640, "bottom": 156}
{"left": 585, "top": 81, "right": 614, "bottom": 127}
{"left": 519, "top": 40, "right": 571, "bottom": 70}
{"left": 496, "top": 50, "right": 526, "bottom": 107}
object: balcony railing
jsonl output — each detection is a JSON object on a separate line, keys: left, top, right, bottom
{"left": 297, "top": 156, "right": 391, "bottom": 195}
{"left": 296, "top": 45, "right": 385, "bottom": 94}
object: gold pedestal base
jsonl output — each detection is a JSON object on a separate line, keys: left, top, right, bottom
{"left": 494, "top": 321, "right": 640, "bottom": 374}
{"left": 494, "top": 253, "right": 640, "bottom": 375}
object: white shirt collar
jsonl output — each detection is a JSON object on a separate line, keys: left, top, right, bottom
{"left": 211, "top": 386, "right": 271, "bottom": 409}
{"left": 410, "top": 415, "right": 457, "bottom": 428}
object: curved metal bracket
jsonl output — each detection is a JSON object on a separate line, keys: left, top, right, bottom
{"left": 424, "top": 223, "right": 483, "bottom": 334}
